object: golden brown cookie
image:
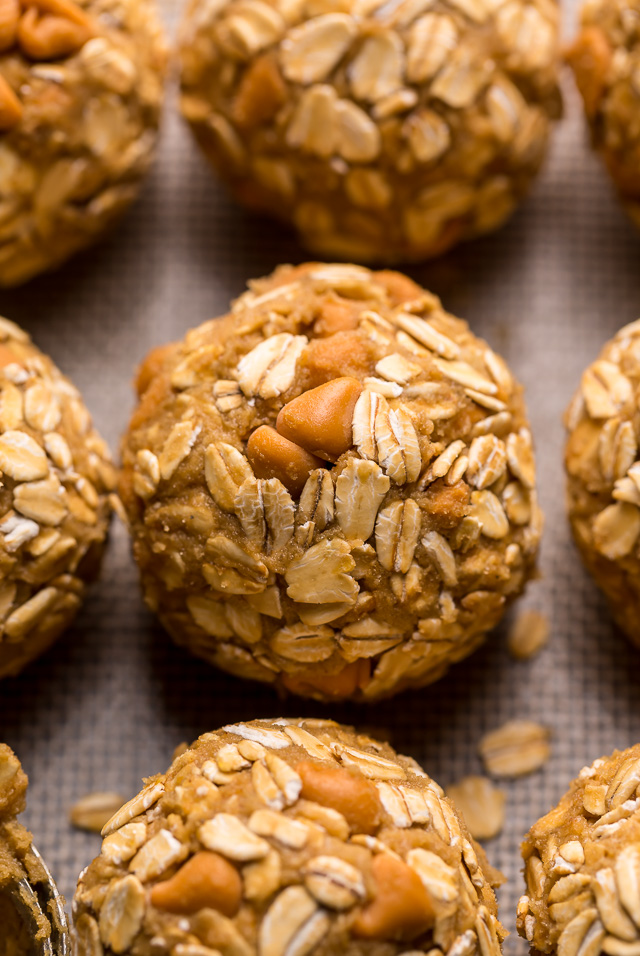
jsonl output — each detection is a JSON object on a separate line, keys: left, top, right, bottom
{"left": 568, "top": 0, "right": 640, "bottom": 229}
{"left": 73, "top": 718, "right": 506, "bottom": 955}
{"left": 0, "top": 0, "right": 166, "bottom": 286}
{"left": 0, "top": 317, "right": 115, "bottom": 678}
{"left": 518, "top": 743, "right": 640, "bottom": 955}
{"left": 120, "top": 263, "right": 542, "bottom": 701}
{"left": 178, "top": 0, "right": 561, "bottom": 263}
{"left": 565, "top": 319, "right": 640, "bottom": 646}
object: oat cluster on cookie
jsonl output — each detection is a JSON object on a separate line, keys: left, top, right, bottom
{"left": 178, "top": 0, "right": 561, "bottom": 263}
{"left": 0, "top": 317, "right": 115, "bottom": 678}
{"left": 120, "top": 263, "right": 541, "bottom": 701}
{"left": 518, "top": 743, "right": 640, "bottom": 956}
{"left": 0, "top": 0, "right": 166, "bottom": 285}
{"left": 73, "top": 718, "right": 506, "bottom": 956}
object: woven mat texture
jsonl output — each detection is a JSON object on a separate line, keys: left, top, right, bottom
{"left": 2, "top": 1, "right": 640, "bottom": 948}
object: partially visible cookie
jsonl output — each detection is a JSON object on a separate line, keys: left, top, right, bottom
{"left": 0, "top": 0, "right": 166, "bottom": 286}
{"left": 568, "top": 0, "right": 640, "bottom": 228}
{"left": 73, "top": 717, "right": 506, "bottom": 955}
{"left": 565, "top": 319, "right": 640, "bottom": 645}
{"left": 518, "top": 743, "right": 640, "bottom": 955}
{"left": 178, "top": 0, "right": 561, "bottom": 263}
{"left": 0, "top": 317, "right": 115, "bottom": 678}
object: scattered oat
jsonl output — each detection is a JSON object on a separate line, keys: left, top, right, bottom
{"left": 507, "top": 610, "right": 549, "bottom": 660}
{"left": 70, "top": 792, "right": 127, "bottom": 834}
{"left": 479, "top": 720, "right": 551, "bottom": 778}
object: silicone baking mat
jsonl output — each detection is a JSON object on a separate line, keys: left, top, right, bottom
{"left": 2, "top": 1, "right": 640, "bottom": 948}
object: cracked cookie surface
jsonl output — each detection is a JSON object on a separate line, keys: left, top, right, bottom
{"left": 120, "top": 263, "right": 541, "bottom": 701}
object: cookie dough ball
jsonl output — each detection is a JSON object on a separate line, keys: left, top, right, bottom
{"left": 178, "top": 0, "right": 561, "bottom": 263}
{"left": 0, "top": 0, "right": 166, "bottom": 286}
{"left": 518, "top": 743, "right": 640, "bottom": 955}
{"left": 0, "top": 317, "right": 115, "bottom": 679}
{"left": 0, "top": 744, "right": 69, "bottom": 952}
{"left": 565, "top": 320, "right": 640, "bottom": 646}
{"left": 568, "top": 0, "right": 640, "bottom": 228}
{"left": 73, "top": 718, "right": 506, "bottom": 955}
{"left": 120, "top": 263, "right": 541, "bottom": 701}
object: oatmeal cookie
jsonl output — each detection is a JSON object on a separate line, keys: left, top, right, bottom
{"left": 0, "top": 316, "right": 115, "bottom": 678}
{"left": 178, "top": 0, "right": 561, "bottom": 263}
{"left": 73, "top": 717, "right": 506, "bottom": 956}
{"left": 565, "top": 319, "right": 640, "bottom": 646}
{"left": 518, "top": 743, "right": 640, "bottom": 956}
{"left": 120, "top": 263, "right": 542, "bottom": 701}
{"left": 0, "top": 744, "right": 69, "bottom": 953}
{"left": 568, "top": 0, "right": 640, "bottom": 229}
{"left": 0, "top": 0, "right": 166, "bottom": 286}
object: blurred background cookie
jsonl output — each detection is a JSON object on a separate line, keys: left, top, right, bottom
{"left": 568, "top": 0, "right": 640, "bottom": 231}
{"left": 73, "top": 717, "right": 506, "bottom": 955}
{"left": 178, "top": 0, "right": 561, "bottom": 263}
{"left": 120, "top": 263, "right": 542, "bottom": 701}
{"left": 0, "top": 0, "right": 166, "bottom": 286}
{"left": 565, "top": 320, "right": 640, "bottom": 646}
{"left": 0, "top": 317, "right": 115, "bottom": 679}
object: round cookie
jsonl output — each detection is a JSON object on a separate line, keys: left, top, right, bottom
{"left": 0, "top": 744, "right": 69, "bottom": 951}
{"left": 0, "top": 317, "right": 115, "bottom": 679}
{"left": 568, "top": 0, "right": 640, "bottom": 229}
{"left": 518, "top": 743, "right": 640, "bottom": 955}
{"left": 178, "top": 0, "right": 561, "bottom": 263}
{"left": 120, "top": 263, "right": 542, "bottom": 701}
{"left": 0, "top": 0, "right": 166, "bottom": 286}
{"left": 73, "top": 717, "right": 506, "bottom": 955}
{"left": 565, "top": 319, "right": 640, "bottom": 646}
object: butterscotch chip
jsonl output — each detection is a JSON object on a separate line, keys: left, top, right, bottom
{"left": 0, "top": 0, "right": 166, "bottom": 286}
{"left": 0, "top": 318, "right": 114, "bottom": 680}
{"left": 72, "top": 718, "right": 506, "bottom": 955}
{"left": 568, "top": 1, "right": 640, "bottom": 223}
{"left": 518, "top": 743, "right": 640, "bottom": 956}
{"left": 119, "top": 264, "right": 541, "bottom": 701}
{"left": 565, "top": 322, "right": 640, "bottom": 647}
{"left": 178, "top": 0, "right": 561, "bottom": 264}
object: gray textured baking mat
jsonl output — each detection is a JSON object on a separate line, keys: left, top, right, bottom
{"left": 3, "top": 6, "right": 640, "bottom": 947}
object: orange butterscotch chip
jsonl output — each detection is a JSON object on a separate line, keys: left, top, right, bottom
{"left": 150, "top": 851, "right": 241, "bottom": 917}
{"left": 18, "top": 6, "right": 92, "bottom": 59}
{"left": 296, "top": 761, "right": 381, "bottom": 835}
{"left": 232, "top": 54, "right": 286, "bottom": 130}
{"left": 276, "top": 377, "right": 363, "bottom": 463}
{"left": 567, "top": 26, "right": 612, "bottom": 118}
{"left": 246, "top": 425, "right": 323, "bottom": 496}
{"left": 0, "top": 72, "right": 22, "bottom": 130}
{"left": 0, "top": 0, "right": 19, "bottom": 52}
{"left": 282, "top": 659, "right": 370, "bottom": 700}
{"left": 353, "top": 854, "right": 435, "bottom": 941}
{"left": 302, "top": 332, "right": 375, "bottom": 387}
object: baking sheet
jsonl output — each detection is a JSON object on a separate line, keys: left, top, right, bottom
{"left": 3, "top": 1, "right": 640, "bottom": 947}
